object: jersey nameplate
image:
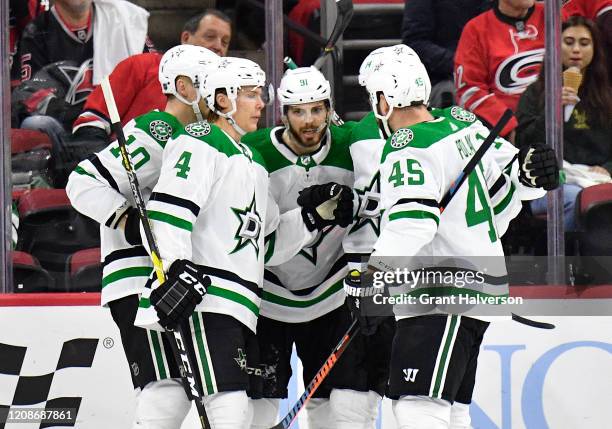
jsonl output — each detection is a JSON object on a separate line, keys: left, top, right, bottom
{"left": 149, "top": 120, "right": 173, "bottom": 142}
{"left": 185, "top": 121, "right": 211, "bottom": 137}
{"left": 390, "top": 128, "right": 414, "bottom": 149}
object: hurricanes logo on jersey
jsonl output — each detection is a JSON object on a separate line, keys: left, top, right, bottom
{"left": 185, "top": 121, "right": 211, "bottom": 137}
{"left": 149, "top": 120, "right": 173, "bottom": 142}
{"left": 231, "top": 194, "right": 262, "bottom": 256}
{"left": 390, "top": 128, "right": 414, "bottom": 149}
{"left": 450, "top": 107, "right": 476, "bottom": 123}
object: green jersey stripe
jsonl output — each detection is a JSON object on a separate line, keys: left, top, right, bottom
{"left": 192, "top": 313, "right": 215, "bottom": 395}
{"left": 74, "top": 165, "right": 97, "bottom": 179}
{"left": 389, "top": 210, "right": 440, "bottom": 226}
{"left": 431, "top": 314, "right": 459, "bottom": 398}
{"left": 149, "top": 330, "right": 167, "bottom": 379}
{"left": 493, "top": 182, "right": 516, "bottom": 215}
{"left": 262, "top": 279, "right": 343, "bottom": 308}
{"left": 208, "top": 285, "right": 259, "bottom": 316}
{"left": 148, "top": 210, "right": 193, "bottom": 231}
{"left": 102, "top": 266, "right": 153, "bottom": 287}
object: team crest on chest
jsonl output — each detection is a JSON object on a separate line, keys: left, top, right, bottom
{"left": 149, "top": 120, "right": 173, "bottom": 142}
{"left": 450, "top": 107, "right": 476, "bottom": 123}
{"left": 231, "top": 194, "right": 262, "bottom": 256}
{"left": 185, "top": 121, "right": 211, "bottom": 137}
{"left": 390, "top": 128, "right": 414, "bottom": 149}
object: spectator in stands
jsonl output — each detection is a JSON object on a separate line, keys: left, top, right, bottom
{"left": 73, "top": 9, "right": 232, "bottom": 137}
{"left": 563, "top": 0, "right": 612, "bottom": 84}
{"left": 454, "top": 0, "right": 545, "bottom": 143}
{"left": 44, "top": 9, "right": 232, "bottom": 187}
{"left": 9, "top": 0, "right": 47, "bottom": 87}
{"left": 516, "top": 16, "right": 612, "bottom": 230}
{"left": 13, "top": 0, "right": 153, "bottom": 185}
{"left": 401, "top": 0, "right": 492, "bottom": 108}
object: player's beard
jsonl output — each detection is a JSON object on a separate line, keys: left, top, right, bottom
{"left": 286, "top": 121, "right": 327, "bottom": 152}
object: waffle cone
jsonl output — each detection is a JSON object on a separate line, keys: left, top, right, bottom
{"left": 563, "top": 67, "right": 583, "bottom": 92}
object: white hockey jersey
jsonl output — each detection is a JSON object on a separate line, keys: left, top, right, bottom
{"left": 67, "top": 110, "right": 180, "bottom": 306}
{"left": 242, "top": 125, "right": 355, "bottom": 323}
{"left": 370, "top": 107, "right": 545, "bottom": 319}
{"left": 137, "top": 122, "right": 269, "bottom": 332}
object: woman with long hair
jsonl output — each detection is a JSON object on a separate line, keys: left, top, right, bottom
{"left": 516, "top": 15, "right": 612, "bottom": 230}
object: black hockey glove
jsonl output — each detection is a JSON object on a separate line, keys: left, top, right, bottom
{"left": 343, "top": 270, "right": 389, "bottom": 336}
{"left": 123, "top": 207, "right": 143, "bottom": 246}
{"left": 150, "top": 260, "right": 210, "bottom": 331}
{"left": 519, "top": 144, "right": 560, "bottom": 191}
{"left": 297, "top": 183, "right": 353, "bottom": 231}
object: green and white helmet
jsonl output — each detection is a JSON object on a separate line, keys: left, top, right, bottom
{"left": 158, "top": 44, "right": 219, "bottom": 121}
{"left": 201, "top": 57, "right": 266, "bottom": 136}
{"left": 277, "top": 66, "right": 332, "bottom": 110}
{"left": 361, "top": 45, "right": 431, "bottom": 136}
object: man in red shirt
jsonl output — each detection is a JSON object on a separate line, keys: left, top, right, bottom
{"left": 454, "top": 0, "right": 545, "bottom": 142}
{"left": 52, "top": 9, "right": 231, "bottom": 186}
{"left": 73, "top": 9, "right": 231, "bottom": 135}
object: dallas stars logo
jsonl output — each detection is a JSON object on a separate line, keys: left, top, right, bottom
{"left": 233, "top": 349, "right": 275, "bottom": 379}
{"left": 350, "top": 172, "right": 381, "bottom": 236}
{"left": 231, "top": 194, "right": 262, "bottom": 255}
{"left": 299, "top": 227, "right": 333, "bottom": 265}
{"left": 149, "top": 120, "right": 172, "bottom": 142}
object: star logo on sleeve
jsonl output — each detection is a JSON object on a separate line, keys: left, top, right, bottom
{"left": 231, "top": 194, "right": 262, "bottom": 256}
{"left": 350, "top": 172, "right": 381, "bottom": 236}
{"left": 298, "top": 227, "right": 332, "bottom": 265}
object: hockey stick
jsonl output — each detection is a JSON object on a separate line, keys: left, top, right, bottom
{"left": 438, "top": 109, "right": 556, "bottom": 330}
{"left": 312, "top": 0, "right": 354, "bottom": 70}
{"left": 269, "top": 318, "right": 360, "bottom": 429}
{"left": 100, "top": 77, "right": 212, "bottom": 429}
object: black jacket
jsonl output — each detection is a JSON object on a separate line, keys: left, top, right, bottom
{"left": 516, "top": 82, "right": 612, "bottom": 174}
{"left": 401, "top": 0, "right": 492, "bottom": 86}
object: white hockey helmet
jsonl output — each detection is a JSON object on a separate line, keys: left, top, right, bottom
{"left": 158, "top": 44, "right": 219, "bottom": 120}
{"left": 201, "top": 57, "right": 266, "bottom": 136}
{"left": 358, "top": 44, "right": 422, "bottom": 86}
{"left": 277, "top": 66, "right": 332, "bottom": 110}
{"left": 364, "top": 51, "right": 431, "bottom": 136}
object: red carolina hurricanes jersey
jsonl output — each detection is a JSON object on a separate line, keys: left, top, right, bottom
{"left": 73, "top": 52, "right": 165, "bottom": 134}
{"left": 454, "top": 3, "right": 545, "bottom": 136}
{"left": 563, "top": 0, "right": 612, "bottom": 20}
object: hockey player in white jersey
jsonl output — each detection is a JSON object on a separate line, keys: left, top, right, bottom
{"left": 240, "top": 67, "right": 365, "bottom": 428}
{"left": 344, "top": 50, "right": 559, "bottom": 428}
{"left": 66, "top": 44, "right": 219, "bottom": 428}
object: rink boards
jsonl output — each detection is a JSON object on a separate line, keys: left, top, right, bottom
{"left": 0, "top": 288, "right": 611, "bottom": 429}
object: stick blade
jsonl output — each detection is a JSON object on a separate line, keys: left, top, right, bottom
{"left": 511, "top": 313, "right": 556, "bottom": 329}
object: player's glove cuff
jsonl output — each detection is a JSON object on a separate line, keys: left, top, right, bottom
{"left": 519, "top": 144, "right": 560, "bottom": 191}
{"left": 124, "top": 207, "right": 143, "bottom": 246}
{"left": 150, "top": 260, "right": 210, "bottom": 331}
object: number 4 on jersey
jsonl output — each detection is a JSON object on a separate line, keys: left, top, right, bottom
{"left": 465, "top": 171, "right": 497, "bottom": 243}
{"left": 175, "top": 151, "right": 192, "bottom": 179}
{"left": 388, "top": 159, "right": 424, "bottom": 187}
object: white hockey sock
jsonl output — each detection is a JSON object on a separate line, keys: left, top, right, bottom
{"left": 392, "top": 395, "right": 452, "bottom": 429}
{"left": 202, "top": 391, "right": 251, "bottom": 429}
{"left": 132, "top": 378, "right": 191, "bottom": 429}
{"left": 330, "top": 389, "right": 381, "bottom": 429}
{"left": 250, "top": 398, "right": 280, "bottom": 428}
{"left": 450, "top": 401, "right": 472, "bottom": 429}
{"left": 306, "top": 398, "right": 332, "bottom": 429}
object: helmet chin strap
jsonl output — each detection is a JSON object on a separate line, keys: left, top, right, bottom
{"left": 371, "top": 99, "right": 394, "bottom": 139}
{"left": 213, "top": 98, "right": 248, "bottom": 137}
{"left": 175, "top": 92, "right": 204, "bottom": 122}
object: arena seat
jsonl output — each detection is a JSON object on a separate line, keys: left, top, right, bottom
{"left": 10, "top": 128, "right": 53, "bottom": 189}
{"left": 17, "top": 189, "right": 100, "bottom": 289}
{"left": 573, "top": 184, "right": 612, "bottom": 284}
{"left": 66, "top": 248, "right": 102, "bottom": 292}
{"left": 12, "top": 251, "right": 55, "bottom": 293}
